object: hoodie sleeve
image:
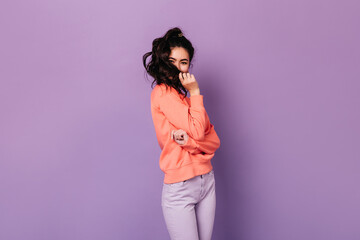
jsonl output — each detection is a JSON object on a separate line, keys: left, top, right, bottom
{"left": 158, "top": 89, "right": 208, "bottom": 141}
{"left": 180, "top": 123, "right": 221, "bottom": 154}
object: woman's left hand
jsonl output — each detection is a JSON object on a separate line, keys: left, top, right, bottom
{"left": 171, "top": 129, "right": 189, "bottom": 145}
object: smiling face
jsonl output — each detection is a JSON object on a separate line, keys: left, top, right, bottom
{"left": 168, "top": 47, "right": 190, "bottom": 73}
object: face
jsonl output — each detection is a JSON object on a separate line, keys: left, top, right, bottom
{"left": 168, "top": 47, "right": 190, "bottom": 73}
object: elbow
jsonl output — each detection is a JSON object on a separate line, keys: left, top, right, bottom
{"left": 215, "top": 133, "right": 221, "bottom": 149}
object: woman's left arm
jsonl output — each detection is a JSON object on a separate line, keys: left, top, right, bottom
{"left": 173, "top": 124, "right": 221, "bottom": 154}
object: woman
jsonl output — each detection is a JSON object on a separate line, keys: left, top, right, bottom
{"left": 143, "top": 27, "right": 221, "bottom": 240}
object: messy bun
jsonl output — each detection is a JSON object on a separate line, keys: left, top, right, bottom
{"left": 143, "top": 27, "right": 195, "bottom": 98}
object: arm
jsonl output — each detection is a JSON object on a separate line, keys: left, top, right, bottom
{"left": 158, "top": 88, "right": 207, "bottom": 141}
{"left": 179, "top": 123, "right": 221, "bottom": 154}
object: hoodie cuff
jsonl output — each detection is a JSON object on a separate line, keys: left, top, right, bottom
{"left": 189, "top": 95, "right": 204, "bottom": 107}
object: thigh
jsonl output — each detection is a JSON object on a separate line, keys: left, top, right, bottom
{"left": 195, "top": 170, "right": 216, "bottom": 240}
{"left": 161, "top": 180, "right": 200, "bottom": 240}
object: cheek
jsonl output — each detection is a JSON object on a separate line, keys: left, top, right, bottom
{"left": 181, "top": 65, "right": 189, "bottom": 72}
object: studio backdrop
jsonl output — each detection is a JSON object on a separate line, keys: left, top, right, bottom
{"left": 0, "top": 0, "right": 359, "bottom": 239}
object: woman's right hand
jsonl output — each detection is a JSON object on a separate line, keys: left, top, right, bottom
{"left": 179, "top": 72, "right": 200, "bottom": 95}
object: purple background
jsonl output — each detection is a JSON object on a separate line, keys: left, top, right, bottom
{"left": 1, "top": 0, "right": 359, "bottom": 239}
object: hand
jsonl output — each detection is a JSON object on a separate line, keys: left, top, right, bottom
{"left": 179, "top": 72, "right": 200, "bottom": 94}
{"left": 171, "top": 129, "right": 189, "bottom": 145}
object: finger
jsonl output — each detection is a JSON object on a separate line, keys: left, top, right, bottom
{"left": 179, "top": 72, "right": 185, "bottom": 80}
{"left": 179, "top": 129, "right": 187, "bottom": 136}
{"left": 180, "top": 72, "right": 186, "bottom": 80}
{"left": 175, "top": 134, "right": 184, "bottom": 140}
{"left": 175, "top": 129, "right": 185, "bottom": 137}
{"left": 174, "top": 130, "right": 180, "bottom": 138}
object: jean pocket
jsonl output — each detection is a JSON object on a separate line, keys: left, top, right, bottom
{"left": 168, "top": 181, "right": 184, "bottom": 187}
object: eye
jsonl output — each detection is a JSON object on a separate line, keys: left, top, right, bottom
{"left": 181, "top": 62, "right": 188, "bottom": 65}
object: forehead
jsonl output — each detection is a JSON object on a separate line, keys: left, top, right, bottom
{"left": 169, "top": 47, "right": 189, "bottom": 59}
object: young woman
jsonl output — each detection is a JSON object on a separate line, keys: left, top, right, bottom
{"left": 143, "top": 27, "right": 221, "bottom": 240}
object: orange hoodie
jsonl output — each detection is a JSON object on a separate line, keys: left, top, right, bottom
{"left": 150, "top": 83, "right": 221, "bottom": 184}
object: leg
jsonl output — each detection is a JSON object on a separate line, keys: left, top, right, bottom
{"left": 162, "top": 181, "right": 200, "bottom": 240}
{"left": 195, "top": 171, "right": 216, "bottom": 240}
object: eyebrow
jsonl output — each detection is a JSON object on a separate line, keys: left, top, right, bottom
{"left": 169, "top": 57, "right": 188, "bottom": 61}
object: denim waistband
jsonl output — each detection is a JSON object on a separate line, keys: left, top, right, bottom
{"left": 183, "top": 169, "right": 213, "bottom": 182}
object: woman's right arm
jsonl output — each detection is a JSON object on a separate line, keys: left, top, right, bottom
{"left": 158, "top": 89, "right": 208, "bottom": 141}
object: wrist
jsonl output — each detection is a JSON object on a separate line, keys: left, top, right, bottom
{"left": 189, "top": 88, "right": 200, "bottom": 96}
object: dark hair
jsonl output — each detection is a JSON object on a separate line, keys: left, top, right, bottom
{"left": 142, "top": 27, "right": 195, "bottom": 99}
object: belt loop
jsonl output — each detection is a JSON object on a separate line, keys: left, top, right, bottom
{"left": 200, "top": 175, "right": 203, "bottom": 178}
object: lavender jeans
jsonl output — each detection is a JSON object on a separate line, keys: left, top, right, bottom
{"left": 161, "top": 169, "right": 216, "bottom": 240}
